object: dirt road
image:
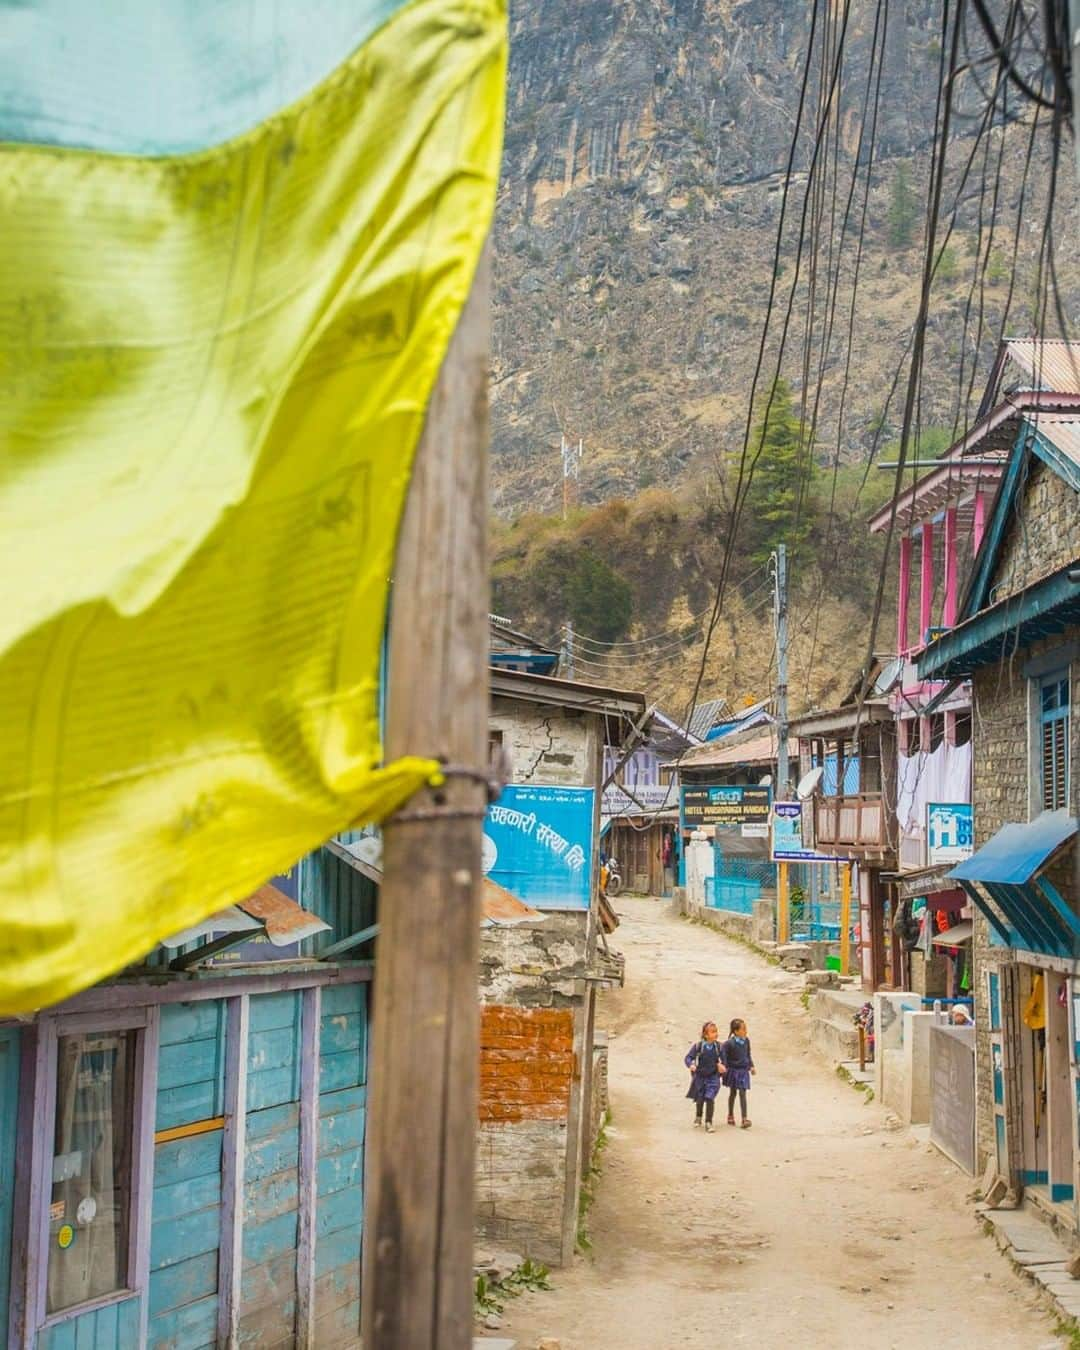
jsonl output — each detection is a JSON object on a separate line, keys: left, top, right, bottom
{"left": 497, "top": 897, "right": 1057, "bottom": 1350}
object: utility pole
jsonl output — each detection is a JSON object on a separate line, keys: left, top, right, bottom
{"left": 774, "top": 542, "right": 789, "bottom": 798}
{"left": 362, "top": 252, "right": 489, "bottom": 1348}
{"left": 564, "top": 621, "right": 575, "bottom": 679}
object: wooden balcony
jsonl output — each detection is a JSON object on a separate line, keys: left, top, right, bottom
{"left": 814, "top": 793, "right": 894, "bottom": 859}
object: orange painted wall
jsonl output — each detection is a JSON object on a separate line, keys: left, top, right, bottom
{"left": 479, "top": 1005, "right": 574, "bottom": 1123}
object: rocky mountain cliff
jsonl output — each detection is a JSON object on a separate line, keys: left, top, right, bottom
{"left": 490, "top": 0, "right": 1077, "bottom": 516}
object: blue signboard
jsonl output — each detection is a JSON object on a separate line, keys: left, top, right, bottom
{"left": 771, "top": 800, "right": 840, "bottom": 862}
{"left": 928, "top": 802, "right": 974, "bottom": 865}
{"left": 483, "top": 784, "right": 595, "bottom": 910}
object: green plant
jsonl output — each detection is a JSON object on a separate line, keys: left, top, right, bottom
{"left": 887, "top": 163, "right": 918, "bottom": 250}
{"left": 474, "top": 1260, "right": 553, "bottom": 1320}
{"left": 935, "top": 245, "right": 958, "bottom": 283}
{"left": 742, "top": 377, "right": 813, "bottom": 566}
{"left": 576, "top": 1110, "right": 612, "bottom": 1253}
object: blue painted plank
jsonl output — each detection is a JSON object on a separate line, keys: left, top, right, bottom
{"left": 316, "top": 1183, "right": 362, "bottom": 1239}
{"left": 320, "top": 983, "right": 364, "bottom": 1019}
{"left": 151, "top": 1205, "right": 221, "bottom": 1268}
{"left": 314, "top": 1294, "right": 361, "bottom": 1345}
{"left": 316, "top": 1145, "right": 363, "bottom": 1198}
{"left": 319, "top": 1009, "right": 365, "bottom": 1058}
{"left": 153, "top": 1131, "right": 222, "bottom": 1188}
{"left": 318, "top": 1049, "right": 362, "bottom": 1094}
{"left": 157, "top": 1038, "right": 222, "bottom": 1093}
{"left": 246, "top": 1125, "right": 299, "bottom": 1183}
{"left": 155, "top": 1079, "right": 219, "bottom": 1132}
{"left": 315, "top": 1222, "right": 362, "bottom": 1279}
{"left": 151, "top": 1172, "right": 221, "bottom": 1225}
{"left": 244, "top": 1168, "right": 299, "bottom": 1225}
{"left": 248, "top": 1025, "right": 298, "bottom": 1072}
{"left": 149, "top": 1248, "right": 219, "bottom": 1316}
{"left": 317, "top": 1084, "right": 366, "bottom": 1120}
{"left": 160, "top": 1002, "right": 223, "bottom": 1046}
{"left": 148, "top": 1292, "right": 218, "bottom": 1350}
{"left": 249, "top": 991, "right": 299, "bottom": 1034}
{"left": 239, "top": 1249, "right": 296, "bottom": 1317}
{"left": 318, "top": 1103, "right": 365, "bottom": 1155}
{"left": 37, "top": 1320, "right": 76, "bottom": 1350}
{"left": 247, "top": 1064, "right": 300, "bottom": 1112}
{"left": 245, "top": 1100, "right": 299, "bottom": 1143}
{"left": 89, "top": 1300, "right": 117, "bottom": 1349}
{"left": 116, "top": 1299, "right": 141, "bottom": 1348}
{"left": 314, "top": 1260, "right": 360, "bottom": 1318}
{"left": 243, "top": 1209, "right": 299, "bottom": 1268}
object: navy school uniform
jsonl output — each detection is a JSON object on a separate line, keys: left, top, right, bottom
{"left": 684, "top": 1038, "right": 725, "bottom": 1103}
{"left": 719, "top": 1034, "right": 754, "bottom": 1091}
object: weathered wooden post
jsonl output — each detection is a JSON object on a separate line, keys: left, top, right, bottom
{"left": 361, "top": 253, "right": 490, "bottom": 1348}
{"left": 839, "top": 863, "right": 852, "bottom": 977}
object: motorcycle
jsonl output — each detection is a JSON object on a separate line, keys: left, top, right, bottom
{"left": 604, "top": 855, "right": 623, "bottom": 896}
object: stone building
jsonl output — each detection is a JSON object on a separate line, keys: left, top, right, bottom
{"left": 919, "top": 340, "right": 1080, "bottom": 1224}
{"left": 476, "top": 668, "right": 646, "bottom": 1265}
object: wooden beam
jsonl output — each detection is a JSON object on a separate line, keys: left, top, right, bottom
{"left": 839, "top": 864, "right": 853, "bottom": 977}
{"left": 361, "top": 251, "right": 490, "bottom": 1347}
{"left": 218, "top": 995, "right": 249, "bottom": 1350}
{"left": 153, "top": 1116, "right": 225, "bottom": 1145}
{"left": 133, "top": 1007, "right": 161, "bottom": 1350}
{"left": 297, "top": 986, "right": 321, "bottom": 1347}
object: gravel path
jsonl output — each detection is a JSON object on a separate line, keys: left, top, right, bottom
{"left": 496, "top": 896, "right": 1058, "bottom": 1350}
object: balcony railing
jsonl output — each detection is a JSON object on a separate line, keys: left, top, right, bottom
{"left": 814, "top": 793, "right": 890, "bottom": 852}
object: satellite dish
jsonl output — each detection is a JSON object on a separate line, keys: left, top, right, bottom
{"left": 796, "top": 766, "right": 824, "bottom": 800}
{"left": 873, "top": 657, "right": 903, "bottom": 696}
{"left": 758, "top": 773, "right": 773, "bottom": 787}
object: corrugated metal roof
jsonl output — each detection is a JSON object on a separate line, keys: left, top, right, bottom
{"left": 1027, "top": 411, "right": 1080, "bottom": 471}
{"left": 677, "top": 726, "right": 791, "bottom": 770}
{"left": 1002, "top": 339, "right": 1080, "bottom": 396}
{"left": 688, "top": 698, "right": 727, "bottom": 740}
{"left": 159, "top": 883, "right": 330, "bottom": 949}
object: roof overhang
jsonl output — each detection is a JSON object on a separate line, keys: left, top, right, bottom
{"left": 789, "top": 700, "right": 892, "bottom": 739}
{"left": 918, "top": 563, "right": 1080, "bottom": 681}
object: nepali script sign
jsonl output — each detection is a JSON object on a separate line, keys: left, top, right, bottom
{"left": 771, "top": 801, "right": 839, "bottom": 863}
{"left": 484, "top": 785, "right": 595, "bottom": 910}
{"left": 680, "top": 785, "right": 771, "bottom": 835}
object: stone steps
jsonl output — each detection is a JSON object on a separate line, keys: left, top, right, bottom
{"left": 808, "top": 987, "right": 865, "bottom": 1063}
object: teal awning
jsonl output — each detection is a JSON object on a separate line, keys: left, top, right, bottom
{"left": 918, "top": 564, "right": 1080, "bottom": 681}
{"left": 950, "top": 811, "right": 1079, "bottom": 956}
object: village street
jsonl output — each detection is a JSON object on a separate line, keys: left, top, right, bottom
{"left": 498, "top": 897, "right": 1058, "bottom": 1350}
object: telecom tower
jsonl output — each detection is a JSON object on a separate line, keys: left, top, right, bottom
{"left": 561, "top": 433, "right": 583, "bottom": 519}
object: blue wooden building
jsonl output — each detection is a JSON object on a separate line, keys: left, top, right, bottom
{"left": 0, "top": 844, "right": 377, "bottom": 1350}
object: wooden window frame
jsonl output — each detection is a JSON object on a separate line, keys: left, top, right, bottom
{"left": 1038, "top": 669, "right": 1070, "bottom": 812}
{"left": 14, "top": 1008, "right": 159, "bottom": 1348}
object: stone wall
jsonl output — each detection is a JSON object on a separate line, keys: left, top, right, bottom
{"left": 490, "top": 697, "right": 592, "bottom": 785}
{"left": 478, "top": 911, "right": 589, "bottom": 1008}
{"left": 994, "top": 459, "right": 1079, "bottom": 600}
{"left": 589, "top": 1031, "right": 610, "bottom": 1148}
{"left": 969, "top": 622, "right": 1080, "bottom": 1166}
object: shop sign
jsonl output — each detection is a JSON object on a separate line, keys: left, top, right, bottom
{"left": 770, "top": 801, "right": 840, "bottom": 863}
{"left": 483, "top": 784, "right": 594, "bottom": 910}
{"left": 680, "top": 784, "right": 771, "bottom": 834}
{"left": 602, "top": 782, "right": 678, "bottom": 821}
{"left": 928, "top": 803, "right": 974, "bottom": 865}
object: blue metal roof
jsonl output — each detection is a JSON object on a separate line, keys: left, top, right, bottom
{"left": 950, "top": 810, "right": 1077, "bottom": 885}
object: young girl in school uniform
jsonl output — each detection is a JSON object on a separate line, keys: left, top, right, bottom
{"left": 720, "top": 1018, "right": 755, "bottom": 1128}
{"left": 684, "top": 1021, "right": 725, "bottom": 1132}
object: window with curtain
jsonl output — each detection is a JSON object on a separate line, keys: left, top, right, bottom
{"left": 47, "top": 1031, "right": 136, "bottom": 1314}
{"left": 1039, "top": 672, "right": 1070, "bottom": 812}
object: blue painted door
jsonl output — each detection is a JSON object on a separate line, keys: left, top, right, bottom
{"left": 0, "top": 1028, "right": 18, "bottom": 1350}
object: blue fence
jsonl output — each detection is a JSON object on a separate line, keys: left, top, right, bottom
{"left": 705, "top": 856, "right": 775, "bottom": 915}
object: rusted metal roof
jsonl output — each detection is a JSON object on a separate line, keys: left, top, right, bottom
{"left": 241, "top": 883, "right": 331, "bottom": 945}
{"left": 160, "top": 883, "right": 329, "bottom": 949}
{"left": 1027, "top": 411, "right": 1080, "bottom": 471}
{"left": 1002, "top": 339, "right": 1080, "bottom": 396}
{"left": 675, "top": 725, "right": 793, "bottom": 770}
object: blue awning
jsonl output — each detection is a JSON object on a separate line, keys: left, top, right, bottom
{"left": 949, "top": 810, "right": 1077, "bottom": 885}
{"left": 949, "top": 811, "right": 1079, "bottom": 956}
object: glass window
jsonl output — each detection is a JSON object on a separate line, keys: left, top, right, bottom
{"left": 1039, "top": 672, "right": 1070, "bottom": 812}
{"left": 47, "top": 1031, "right": 136, "bottom": 1313}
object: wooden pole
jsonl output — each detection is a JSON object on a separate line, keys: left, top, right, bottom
{"left": 777, "top": 862, "right": 789, "bottom": 945}
{"left": 839, "top": 863, "right": 852, "bottom": 978}
{"left": 361, "top": 252, "right": 490, "bottom": 1349}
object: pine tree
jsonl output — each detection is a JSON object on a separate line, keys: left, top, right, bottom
{"left": 744, "top": 378, "right": 812, "bottom": 566}
{"left": 887, "top": 163, "right": 918, "bottom": 250}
